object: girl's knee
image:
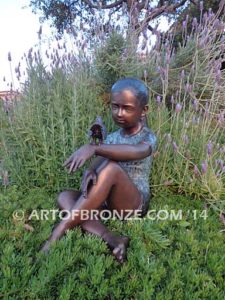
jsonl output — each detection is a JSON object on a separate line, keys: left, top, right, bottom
{"left": 57, "top": 190, "right": 80, "bottom": 208}
{"left": 96, "top": 160, "right": 123, "bottom": 184}
{"left": 99, "top": 160, "right": 121, "bottom": 174}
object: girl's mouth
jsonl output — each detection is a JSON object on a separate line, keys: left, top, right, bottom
{"left": 115, "top": 118, "right": 126, "bottom": 124}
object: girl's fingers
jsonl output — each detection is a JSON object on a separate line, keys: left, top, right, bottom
{"left": 78, "top": 159, "right": 85, "bottom": 169}
{"left": 81, "top": 175, "right": 90, "bottom": 198}
{"left": 73, "top": 159, "right": 80, "bottom": 172}
{"left": 81, "top": 179, "right": 86, "bottom": 193}
{"left": 63, "top": 155, "right": 72, "bottom": 167}
{"left": 82, "top": 181, "right": 88, "bottom": 198}
{"left": 69, "top": 158, "right": 77, "bottom": 173}
{"left": 93, "top": 172, "right": 97, "bottom": 185}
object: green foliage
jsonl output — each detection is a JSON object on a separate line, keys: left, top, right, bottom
{"left": 0, "top": 60, "right": 106, "bottom": 191}
{"left": 0, "top": 187, "right": 224, "bottom": 299}
{"left": 94, "top": 31, "right": 142, "bottom": 92}
{"left": 146, "top": 19, "right": 225, "bottom": 112}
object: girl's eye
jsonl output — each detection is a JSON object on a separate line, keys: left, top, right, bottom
{"left": 125, "top": 107, "right": 133, "bottom": 112}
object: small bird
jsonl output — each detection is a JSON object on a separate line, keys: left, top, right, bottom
{"left": 88, "top": 116, "right": 107, "bottom": 145}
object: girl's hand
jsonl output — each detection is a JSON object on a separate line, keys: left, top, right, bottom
{"left": 63, "top": 144, "right": 96, "bottom": 173}
{"left": 81, "top": 169, "right": 97, "bottom": 198}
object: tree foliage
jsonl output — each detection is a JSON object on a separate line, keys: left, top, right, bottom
{"left": 30, "top": 0, "right": 194, "bottom": 37}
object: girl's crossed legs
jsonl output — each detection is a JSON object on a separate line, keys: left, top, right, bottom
{"left": 41, "top": 159, "right": 143, "bottom": 263}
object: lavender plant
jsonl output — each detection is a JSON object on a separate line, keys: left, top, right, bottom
{"left": 145, "top": 9, "right": 225, "bottom": 210}
{"left": 0, "top": 47, "right": 105, "bottom": 191}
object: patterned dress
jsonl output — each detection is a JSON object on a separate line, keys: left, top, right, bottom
{"left": 104, "top": 126, "right": 157, "bottom": 215}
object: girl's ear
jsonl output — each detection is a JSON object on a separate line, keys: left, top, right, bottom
{"left": 141, "top": 105, "right": 149, "bottom": 117}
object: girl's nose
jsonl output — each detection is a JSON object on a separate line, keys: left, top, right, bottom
{"left": 117, "top": 108, "right": 123, "bottom": 117}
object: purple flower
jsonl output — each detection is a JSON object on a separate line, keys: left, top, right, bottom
{"left": 192, "top": 18, "right": 198, "bottom": 28}
{"left": 170, "top": 95, "right": 174, "bottom": 104}
{"left": 214, "top": 19, "right": 221, "bottom": 30}
{"left": 200, "top": 1, "right": 203, "bottom": 11}
{"left": 193, "top": 165, "right": 200, "bottom": 177}
{"left": 28, "top": 48, "right": 33, "bottom": 60}
{"left": 181, "top": 70, "right": 185, "bottom": 79}
{"left": 185, "top": 83, "right": 192, "bottom": 93}
{"left": 156, "top": 95, "right": 161, "bottom": 104}
{"left": 215, "top": 69, "right": 221, "bottom": 83}
{"left": 8, "top": 52, "right": 12, "bottom": 62}
{"left": 166, "top": 53, "right": 171, "bottom": 64}
{"left": 207, "top": 141, "right": 213, "bottom": 156}
{"left": 144, "top": 70, "right": 148, "bottom": 78}
{"left": 218, "top": 159, "right": 224, "bottom": 170}
{"left": 172, "top": 141, "right": 179, "bottom": 152}
{"left": 192, "top": 99, "right": 198, "bottom": 111}
{"left": 201, "top": 161, "right": 208, "bottom": 174}
{"left": 38, "top": 25, "right": 42, "bottom": 39}
{"left": 182, "top": 20, "right": 187, "bottom": 29}
{"left": 159, "top": 67, "right": 166, "bottom": 78}
{"left": 175, "top": 103, "right": 182, "bottom": 113}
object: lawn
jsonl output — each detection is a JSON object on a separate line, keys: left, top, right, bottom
{"left": 1, "top": 11, "right": 225, "bottom": 299}
{"left": 1, "top": 186, "right": 224, "bottom": 299}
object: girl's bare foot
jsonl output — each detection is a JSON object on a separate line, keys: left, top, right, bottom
{"left": 107, "top": 236, "right": 130, "bottom": 264}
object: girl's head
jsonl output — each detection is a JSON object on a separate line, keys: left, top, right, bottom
{"left": 111, "top": 77, "right": 149, "bottom": 108}
{"left": 110, "top": 77, "right": 149, "bottom": 129}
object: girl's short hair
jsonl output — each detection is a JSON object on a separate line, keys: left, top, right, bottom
{"left": 111, "top": 77, "right": 149, "bottom": 107}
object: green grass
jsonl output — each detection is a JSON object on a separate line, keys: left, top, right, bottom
{"left": 1, "top": 186, "right": 224, "bottom": 299}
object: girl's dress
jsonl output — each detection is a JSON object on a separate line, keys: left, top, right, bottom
{"left": 104, "top": 126, "right": 157, "bottom": 216}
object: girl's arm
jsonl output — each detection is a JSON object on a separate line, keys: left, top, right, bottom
{"left": 63, "top": 143, "right": 152, "bottom": 173}
{"left": 95, "top": 143, "right": 152, "bottom": 161}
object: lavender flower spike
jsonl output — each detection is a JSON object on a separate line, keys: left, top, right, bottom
{"left": 156, "top": 95, "right": 161, "bottom": 105}
{"left": 192, "top": 17, "right": 198, "bottom": 28}
{"left": 207, "top": 141, "right": 213, "bottom": 156}
{"left": 175, "top": 103, "right": 182, "bottom": 113}
{"left": 144, "top": 70, "right": 148, "bottom": 78}
{"left": 181, "top": 70, "right": 185, "bottom": 79}
{"left": 193, "top": 165, "right": 200, "bottom": 177}
{"left": 8, "top": 52, "right": 12, "bottom": 62}
{"left": 172, "top": 141, "right": 179, "bottom": 152}
{"left": 192, "top": 99, "right": 198, "bottom": 111}
{"left": 201, "top": 161, "right": 208, "bottom": 174}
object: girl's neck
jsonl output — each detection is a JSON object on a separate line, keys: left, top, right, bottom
{"left": 122, "top": 121, "right": 143, "bottom": 137}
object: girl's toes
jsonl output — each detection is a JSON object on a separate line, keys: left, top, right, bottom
{"left": 112, "top": 244, "right": 126, "bottom": 264}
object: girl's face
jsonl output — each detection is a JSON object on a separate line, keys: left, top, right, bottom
{"left": 111, "top": 90, "right": 148, "bottom": 129}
